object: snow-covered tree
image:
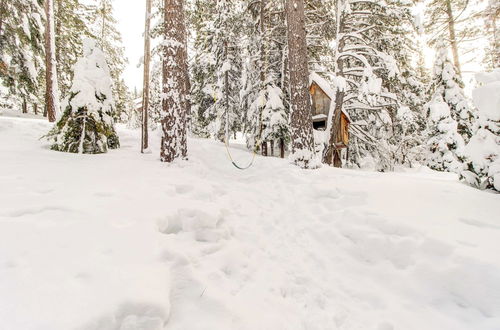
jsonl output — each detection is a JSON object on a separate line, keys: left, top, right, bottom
{"left": 285, "top": 0, "right": 317, "bottom": 168}
{"left": 160, "top": 0, "right": 189, "bottom": 162}
{"left": 461, "top": 69, "right": 500, "bottom": 192}
{"left": 430, "top": 44, "right": 475, "bottom": 142}
{"left": 46, "top": 39, "right": 120, "bottom": 154}
{"left": 0, "top": 0, "right": 45, "bottom": 113}
{"left": 88, "top": 0, "right": 130, "bottom": 121}
{"left": 323, "top": 0, "right": 399, "bottom": 169}
{"left": 425, "top": 0, "right": 481, "bottom": 76}
{"left": 54, "top": 0, "right": 94, "bottom": 98}
{"left": 244, "top": 0, "right": 290, "bottom": 157}
{"left": 425, "top": 95, "right": 465, "bottom": 173}
{"left": 482, "top": 0, "right": 499, "bottom": 69}
{"left": 189, "top": 0, "right": 242, "bottom": 141}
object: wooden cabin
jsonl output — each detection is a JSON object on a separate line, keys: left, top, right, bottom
{"left": 309, "top": 73, "right": 350, "bottom": 148}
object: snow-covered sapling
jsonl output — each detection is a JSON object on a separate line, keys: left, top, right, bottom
{"left": 45, "top": 38, "right": 120, "bottom": 154}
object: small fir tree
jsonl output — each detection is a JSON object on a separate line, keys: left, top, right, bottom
{"left": 46, "top": 39, "right": 119, "bottom": 154}
{"left": 425, "top": 95, "right": 465, "bottom": 173}
{"left": 430, "top": 44, "right": 475, "bottom": 142}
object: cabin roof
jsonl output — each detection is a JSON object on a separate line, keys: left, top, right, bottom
{"left": 309, "top": 72, "right": 351, "bottom": 123}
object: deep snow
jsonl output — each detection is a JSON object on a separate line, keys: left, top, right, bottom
{"left": 0, "top": 113, "right": 499, "bottom": 330}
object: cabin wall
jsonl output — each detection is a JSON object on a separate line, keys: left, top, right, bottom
{"left": 310, "top": 83, "right": 331, "bottom": 117}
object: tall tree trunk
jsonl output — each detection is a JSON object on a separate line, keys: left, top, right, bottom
{"left": 0, "top": 0, "right": 5, "bottom": 49}
{"left": 259, "top": 0, "right": 267, "bottom": 156}
{"left": 285, "top": 0, "right": 316, "bottom": 168}
{"left": 445, "top": 0, "right": 461, "bottom": 76}
{"left": 141, "top": 0, "right": 152, "bottom": 153}
{"left": 22, "top": 99, "right": 27, "bottom": 114}
{"left": 323, "top": 0, "right": 345, "bottom": 168}
{"left": 45, "top": 0, "right": 58, "bottom": 123}
{"left": 160, "top": 0, "right": 189, "bottom": 162}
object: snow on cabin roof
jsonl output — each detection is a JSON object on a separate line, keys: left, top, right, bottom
{"left": 310, "top": 72, "right": 352, "bottom": 123}
{"left": 310, "top": 72, "right": 336, "bottom": 100}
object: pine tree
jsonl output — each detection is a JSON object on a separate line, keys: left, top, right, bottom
{"left": 323, "top": 0, "right": 400, "bottom": 169}
{"left": 425, "top": 94, "right": 465, "bottom": 173}
{"left": 461, "top": 69, "right": 500, "bottom": 191}
{"left": 189, "top": 0, "right": 217, "bottom": 138}
{"left": 425, "top": 0, "right": 481, "bottom": 76}
{"left": 245, "top": 0, "right": 290, "bottom": 157}
{"left": 0, "top": 0, "right": 45, "bottom": 113}
{"left": 286, "top": 0, "right": 317, "bottom": 168}
{"left": 46, "top": 39, "right": 120, "bottom": 154}
{"left": 54, "top": 0, "right": 93, "bottom": 98}
{"left": 189, "top": 0, "right": 242, "bottom": 141}
{"left": 430, "top": 44, "right": 475, "bottom": 142}
{"left": 482, "top": 0, "right": 499, "bottom": 69}
{"left": 371, "top": 0, "right": 428, "bottom": 168}
{"left": 88, "top": 0, "right": 130, "bottom": 121}
{"left": 160, "top": 0, "right": 189, "bottom": 162}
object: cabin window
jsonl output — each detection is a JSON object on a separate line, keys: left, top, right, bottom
{"left": 313, "top": 120, "right": 326, "bottom": 130}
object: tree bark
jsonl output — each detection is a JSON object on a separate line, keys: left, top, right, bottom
{"left": 45, "top": 0, "right": 58, "bottom": 122}
{"left": 141, "top": 0, "right": 152, "bottom": 153}
{"left": 323, "top": 0, "right": 345, "bottom": 168}
{"left": 280, "top": 138, "right": 285, "bottom": 158}
{"left": 259, "top": 0, "right": 267, "bottom": 156}
{"left": 445, "top": 0, "right": 461, "bottom": 76}
{"left": 285, "top": 0, "right": 316, "bottom": 168}
{"left": 160, "top": 0, "right": 189, "bottom": 162}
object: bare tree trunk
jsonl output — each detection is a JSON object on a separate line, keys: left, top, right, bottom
{"left": 259, "top": 0, "right": 268, "bottom": 156}
{"left": 45, "top": 0, "right": 58, "bottom": 122}
{"left": 34, "top": 103, "right": 38, "bottom": 115}
{"left": 323, "top": 0, "right": 345, "bottom": 168}
{"left": 141, "top": 0, "right": 152, "bottom": 153}
{"left": 445, "top": 0, "right": 461, "bottom": 76}
{"left": 22, "top": 99, "right": 27, "bottom": 114}
{"left": 280, "top": 138, "right": 285, "bottom": 158}
{"left": 285, "top": 0, "right": 316, "bottom": 168}
{"left": 161, "top": 0, "right": 189, "bottom": 162}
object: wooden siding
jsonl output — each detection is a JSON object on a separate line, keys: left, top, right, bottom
{"left": 309, "top": 82, "right": 331, "bottom": 117}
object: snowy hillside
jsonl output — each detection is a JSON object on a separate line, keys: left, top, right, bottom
{"left": 1, "top": 114, "right": 499, "bottom": 330}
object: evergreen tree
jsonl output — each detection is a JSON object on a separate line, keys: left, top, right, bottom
{"left": 425, "top": 0, "right": 481, "bottom": 76}
{"left": 189, "top": 0, "right": 242, "bottom": 141}
{"left": 160, "top": 0, "right": 189, "bottom": 162}
{"left": 482, "top": 0, "right": 499, "bottom": 69}
{"left": 88, "top": 0, "right": 130, "bottom": 121}
{"left": 425, "top": 94, "right": 465, "bottom": 173}
{"left": 430, "top": 44, "right": 475, "bottom": 142}
{"left": 461, "top": 69, "right": 500, "bottom": 191}
{"left": 54, "top": 0, "right": 93, "bottom": 98}
{"left": 323, "top": 0, "right": 400, "bottom": 169}
{"left": 0, "top": 0, "right": 45, "bottom": 112}
{"left": 286, "top": 0, "right": 317, "bottom": 168}
{"left": 46, "top": 39, "right": 120, "bottom": 154}
{"left": 189, "top": 0, "right": 217, "bottom": 138}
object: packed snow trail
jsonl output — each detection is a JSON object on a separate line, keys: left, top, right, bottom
{"left": 0, "top": 113, "right": 499, "bottom": 330}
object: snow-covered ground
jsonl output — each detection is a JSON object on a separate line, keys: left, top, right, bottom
{"left": 1, "top": 113, "right": 499, "bottom": 330}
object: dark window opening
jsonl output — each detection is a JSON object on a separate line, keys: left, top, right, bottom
{"left": 313, "top": 120, "right": 326, "bottom": 131}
